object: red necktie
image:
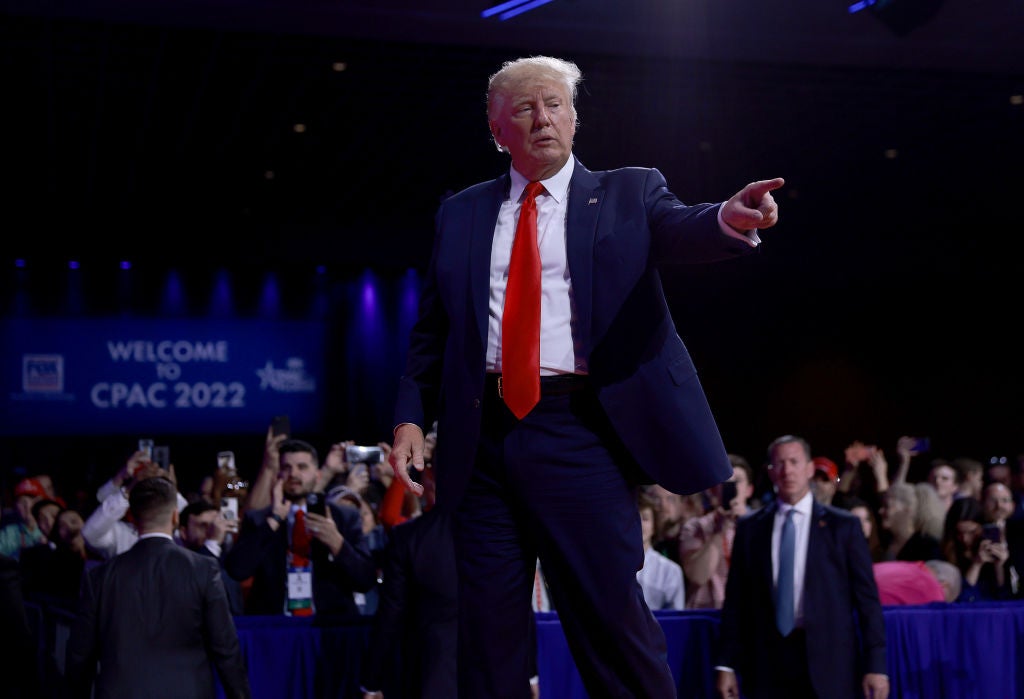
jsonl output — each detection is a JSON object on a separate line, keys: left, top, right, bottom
{"left": 292, "top": 509, "right": 312, "bottom": 566}
{"left": 502, "top": 181, "right": 545, "bottom": 419}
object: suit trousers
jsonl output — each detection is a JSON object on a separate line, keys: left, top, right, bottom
{"left": 749, "top": 629, "right": 816, "bottom": 699}
{"left": 454, "top": 382, "right": 676, "bottom": 698}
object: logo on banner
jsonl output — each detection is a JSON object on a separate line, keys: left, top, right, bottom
{"left": 256, "top": 357, "right": 317, "bottom": 393}
{"left": 13, "top": 354, "right": 75, "bottom": 403}
{"left": 23, "top": 354, "right": 64, "bottom": 393}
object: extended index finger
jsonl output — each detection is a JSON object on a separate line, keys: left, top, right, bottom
{"left": 745, "top": 177, "right": 785, "bottom": 202}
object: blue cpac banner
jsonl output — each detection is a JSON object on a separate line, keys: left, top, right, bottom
{"left": 1, "top": 318, "right": 327, "bottom": 435}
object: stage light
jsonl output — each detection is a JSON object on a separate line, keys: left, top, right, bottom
{"left": 849, "top": 0, "right": 946, "bottom": 36}
{"left": 120, "top": 261, "right": 132, "bottom": 270}
{"left": 482, "top": 0, "right": 556, "bottom": 20}
{"left": 69, "top": 260, "right": 80, "bottom": 270}
{"left": 15, "top": 259, "right": 26, "bottom": 268}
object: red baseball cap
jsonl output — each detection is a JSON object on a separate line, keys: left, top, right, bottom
{"left": 14, "top": 478, "right": 47, "bottom": 499}
{"left": 812, "top": 457, "right": 839, "bottom": 482}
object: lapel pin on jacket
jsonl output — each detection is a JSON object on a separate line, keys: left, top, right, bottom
{"left": 588, "top": 197, "right": 598, "bottom": 204}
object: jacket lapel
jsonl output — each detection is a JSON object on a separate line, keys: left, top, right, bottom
{"left": 565, "top": 158, "right": 601, "bottom": 356}
{"left": 470, "top": 175, "right": 510, "bottom": 348}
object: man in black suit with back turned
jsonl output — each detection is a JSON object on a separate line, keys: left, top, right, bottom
{"left": 716, "top": 435, "right": 889, "bottom": 699}
{"left": 67, "top": 476, "right": 250, "bottom": 699}
{"left": 389, "top": 54, "right": 784, "bottom": 698}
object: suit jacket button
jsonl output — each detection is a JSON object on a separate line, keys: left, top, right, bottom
{"left": 473, "top": 399, "right": 481, "bottom": 409}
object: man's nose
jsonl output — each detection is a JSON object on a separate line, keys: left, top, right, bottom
{"left": 534, "top": 105, "right": 552, "bottom": 127}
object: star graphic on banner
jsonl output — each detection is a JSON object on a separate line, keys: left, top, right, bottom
{"left": 256, "top": 361, "right": 276, "bottom": 389}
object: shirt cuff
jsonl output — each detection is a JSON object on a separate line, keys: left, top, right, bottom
{"left": 717, "top": 205, "right": 762, "bottom": 247}
{"left": 714, "top": 666, "right": 735, "bottom": 673}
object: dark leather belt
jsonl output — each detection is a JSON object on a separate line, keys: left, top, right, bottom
{"left": 486, "top": 373, "right": 590, "bottom": 398}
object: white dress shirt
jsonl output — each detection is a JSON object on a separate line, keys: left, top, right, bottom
{"left": 487, "top": 156, "right": 582, "bottom": 375}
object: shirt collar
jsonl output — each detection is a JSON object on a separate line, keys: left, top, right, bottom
{"left": 777, "top": 490, "right": 814, "bottom": 518}
{"left": 509, "top": 155, "right": 574, "bottom": 205}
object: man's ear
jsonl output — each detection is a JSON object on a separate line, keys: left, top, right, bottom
{"left": 489, "top": 121, "right": 502, "bottom": 146}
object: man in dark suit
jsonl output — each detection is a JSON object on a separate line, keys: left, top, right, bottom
{"left": 359, "top": 507, "right": 458, "bottom": 699}
{"left": 716, "top": 435, "right": 889, "bottom": 699}
{"left": 224, "top": 438, "right": 377, "bottom": 620}
{"left": 66, "top": 476, "right": 250, "bottom": 699}
{"left": 389, "top": 55, "right": 783, "bottom": 698}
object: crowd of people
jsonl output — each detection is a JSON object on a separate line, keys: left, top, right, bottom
{"left": 2, "top": 421, "right": 1021, "bottom": 697}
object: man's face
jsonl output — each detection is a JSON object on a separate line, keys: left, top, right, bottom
{"left": 768, "top": 441, "right": 814, "bottom": 505}
{"left": 280, "top": 450, "right": 319, "bottom": 502}
{"left": 929, "top": 465, "right": 958, "bottom": 499}
{"left": 182, "top": 510, "right": 218, "bottom": 547}
{"left": 983, "top": 483, "right": 1014, "bottom": 523}
{"left": 55, "top": 510, "right": 83, "bottom": 544}
{"left": 812, "top": 472, "right": 837, "bottom": 503}
{"left": 489, "top": 73, "right": 576, "bottom": 181}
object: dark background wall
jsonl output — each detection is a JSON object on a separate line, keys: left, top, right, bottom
{"left": 2, "top": 1, "right": 1023, "bottom": 500}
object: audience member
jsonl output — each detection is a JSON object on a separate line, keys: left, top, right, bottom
{"left": 837, "top": 440, "right": 888, "bottom": 515}
{"left": 810, "top": 456, "right": 840, "bottom": 506}
{"left": 67, "top": 476, "right": 250, "bottom": 699}
{"left": 0, "top": 478, "right": 48, "bottom": 559}
{"left": 926, "top": 460, "right": 959, "bottom": 514}
{"left": 678, "top": 459, "right": 753, "bottom": 609}
{"left": 952, "top": 457, "right": 985, "bottom": 501}
{"left": 841, "top": 496, "right": 884, "bottom": 562}
{"left": 331, "top": 489, "right": 388, "bottom": 616}
{"left": 81, "top": 451, "right": 188, "bottom": 559}
{"left": 941, "top": 496, "right": 1015, "bottom": 601}
{"left": 879, "top": 482, "right": 942, "bottom": 562}
{"left": 224, "top": 438, "right": 376, "bottom": 620}
{"left": 243, "top": 420, "right": 292, "bottom": 512}
{"left": 637, "top": 492, "right": 686, "bottom": 611}
{"left": 872, "top": 559, "right": 961, "bottom": 605}
{"left": 179, "top": 500, "right": 245, "bottom": 615}
{"left": 717, "top": 434, "right": 888, "bottom": 699}
{"left": 646, "top": 483, "right": 699, "bottom": 565}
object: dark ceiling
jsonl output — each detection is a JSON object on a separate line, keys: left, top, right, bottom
{"left": 3, "top": 0, "right": 1023, "bottom": 267}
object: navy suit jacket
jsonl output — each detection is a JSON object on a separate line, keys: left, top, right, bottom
{"left": 224, "top": 502, "right": 377, "bottom": 621}
{"left": 718, "top": 500, "right": 888, "bottom": 699}
{"left": 395, "top": 158, "right": 756, "bottom": 507}
{"left": 66, "top": 537, "right": 250, "bottom": 699}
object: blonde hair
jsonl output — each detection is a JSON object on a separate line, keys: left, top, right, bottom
{"left": 486, "top": 56, "right": 582, "bottom": 151}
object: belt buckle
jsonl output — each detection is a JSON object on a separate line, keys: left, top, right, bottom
{"left": 497, "top": 376, "right": 503, "bottom": 398}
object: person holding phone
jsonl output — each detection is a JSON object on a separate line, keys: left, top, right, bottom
{"left": 81, "top": 446, "right": 188, "bottom": 560}
{"left": 678, "top": 454, "right": 755, "bottom": 609}
{"left": 224, "top": 439, "right": 377, "bottom": 620}
{"left": 941, "top": 495, "right": 1016, "bottom": 602}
